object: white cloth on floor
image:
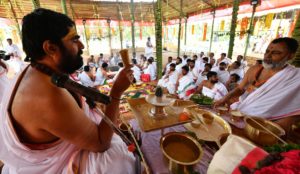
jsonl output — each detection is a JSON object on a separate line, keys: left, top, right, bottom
{"left": 236, "top": 65, "right": 300, "bottom": 120}
{"left": 202, "top": 82, "right": 228, "bottom": 101}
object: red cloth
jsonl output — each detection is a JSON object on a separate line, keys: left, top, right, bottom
{"left": 141, "top": 74, "right": 151, "bottom": 82}
{"left": 232, "top": 147, "right": 268, "bottom": 174}
{"left": 254, "top": 150, "right": 300, "bottom": 174}
{"left": 186, "top": 88, "right": 196, "bottom": 96}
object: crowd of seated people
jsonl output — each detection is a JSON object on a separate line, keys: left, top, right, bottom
{"left": 155, "top": 52, "right": 246, "bottom": 100}
{"left": 77, "top": 51, "right": 251, "bottom": 102}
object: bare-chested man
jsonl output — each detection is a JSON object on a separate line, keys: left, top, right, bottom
{"left": 214, "top": 37, "right": 300, "bottom": 130}
{"left": 196, "top": 71, "right": 228, "bottom": 101}
{"left": 0, "top": 8, "right": 135, "bottom": 173}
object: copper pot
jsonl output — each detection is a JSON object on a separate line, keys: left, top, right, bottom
{"left": 160, "top": 132, "right": 202, "bottom": 174}
{"left": 244, "top": 117, "right": 285, "bottom": 146}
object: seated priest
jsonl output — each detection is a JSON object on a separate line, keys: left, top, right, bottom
{"left": 196, "top": 71, "right": 228, "bottom": 101}
{"left": 229, "top": 61, "right": 245, "bottom": 80}
{"left": 112, "top": 62, "right": 124, "bottom": 83}
{"left": 188, "top": 59, "right": 199, "bottom": 82}
{"left": 163, "top": 56, "right": 174, "bottom": 75}
{"left": 94, "top": 62, "right": 109, "bottom": 86}
{"left": 78, "top": 65, "right": 95, "bottom": 87}
{"left": 195, "top": 63, "right": 212, "bottom": 86}
{"left": 131, "top": 59, "right": 141, "bottom": 82}
{"left": 212, "top": 62, "right": 230, "bottom": 85}
{"left": 158, "top": 63, "right": 178, "bottom": 94}
{"left": 143, "top": 58, "right": 156, "bottom": 81}
{"left": 226, "top": 73, "right": 240, "bottom": 92}
{"left": 176, "top": 65, "right": 196, "bottom": 100}
{"left": 214, "top": 37, "right": 300, "bottom": 130}
{"left": 0, "top": 9, "right": 135, "bottom": 173}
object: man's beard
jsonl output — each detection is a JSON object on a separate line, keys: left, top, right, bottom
{"left": 58, "top": 46, "right": 83, "bottom": 74}
{"left": 219, "top": 67, "right": 225, "bottom": 71}
{"left": 211, "top": 80, "right": 218, "bottom": 84}
{"left": 263, "top": 57, "right": 288, "bottom": 70}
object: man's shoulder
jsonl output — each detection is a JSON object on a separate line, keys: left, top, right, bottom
{"left": 246, "top": 64, "right": 262, "bottom": 74}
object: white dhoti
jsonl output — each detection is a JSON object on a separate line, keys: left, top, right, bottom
{"left": 158, "top": 71, "right": 178, "bottom": 94}
{"left": 202, "top": 82, "right": 228, "bottom": 101}
{"left": 0, "top": 68, "right": 135, "bottom": 174}
{"left": 235, "top": 65, "right": 300, "bottom": 120}
{"left": 144, "top": 47, "right": 153, "bottom": 58}
{"left": 78, "top": 72, "right": 95, "bottom": 87}
{"left": 177, "top": 75, "right": 196, "bottom": 100}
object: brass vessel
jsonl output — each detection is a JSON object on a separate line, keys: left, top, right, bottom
{"left": 244, "top": 117, "right": 285, "bottom": 146}
{"left": 160, "top": 132, "right": 203, "bottom": 174}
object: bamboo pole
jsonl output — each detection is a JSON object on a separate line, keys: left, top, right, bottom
{"left": 31, "top": 0, "right": 40, "bottom": 9}
{"left": 61, "top": 0, "right": 68, "bottom": 15}
{"left": 7, "top": 0, "right": 21, "bottom": 38}
{"left": 130, "top": 0, "right": 136, "bottom": 58}
{"left": 177, "top": 0, "right": 183, "bottom": 57}
{"left": 209, "top": 9, "right": 216, "bottom": 53}
{"left": 227, "top": 0, "right": 240, "bottom": 59}
{"left": 154, "top": 0, "right": 163, "bottom": 78}
{"left": 243, "top": 4, "right": 257, "bottom": 60}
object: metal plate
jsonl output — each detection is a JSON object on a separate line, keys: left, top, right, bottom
{"left": 184, "top": 106, "right": 232, "bottom": 142}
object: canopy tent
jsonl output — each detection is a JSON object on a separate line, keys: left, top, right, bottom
{"left": 0, "top": 0, "right": 250, "bottom": 22}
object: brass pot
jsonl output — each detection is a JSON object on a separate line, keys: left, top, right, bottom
{"left": 160, "top": 132, "right": 203, "bottom": 174}
{"left": 244, "top": 117, "right": 285, "bottom": 146}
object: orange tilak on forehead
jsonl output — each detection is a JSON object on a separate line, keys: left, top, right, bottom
{"left": 62, "top": 27, "right": 78, "bottom": 41}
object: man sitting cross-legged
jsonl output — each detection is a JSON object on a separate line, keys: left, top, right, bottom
{"left": 196, "top": 71, "right": 228, "bottom": 101}
{"left": 158, "top": 63, "right": 179, "bottom": 94}
{"left": 176, "top": 65, "right": 196, "bottom": 100}
{"left": 214, "top": 37, "right": 300, "bottom": 131}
